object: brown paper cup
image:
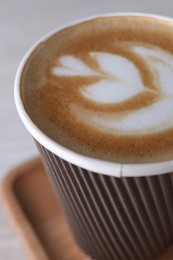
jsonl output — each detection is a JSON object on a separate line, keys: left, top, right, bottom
{"left": 15, "top": 13, "right": 173, "bottom": 260}
{"left": 34, "top": 140, "right": 173, "bottom": 260}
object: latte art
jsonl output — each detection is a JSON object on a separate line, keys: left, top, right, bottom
{"left": 52, "top": 43, "right": 173, "bottom": 135}
{"left": 21, "top": 15, "right": 173, "bottom": 163}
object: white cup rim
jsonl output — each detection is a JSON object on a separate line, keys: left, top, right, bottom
{"left": 14, "top": 12, "right": 173, "bottom": 177}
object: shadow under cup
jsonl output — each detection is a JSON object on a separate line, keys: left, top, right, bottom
{"left": 35, "top": 140, "right": 173, "bottom": 260}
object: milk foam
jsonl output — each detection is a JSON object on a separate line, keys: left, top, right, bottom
{"left": 21, "top": 15, "right": 173, "bottom": 163}
{"left": 52, "top": 43, "right": 173, "bottom": 135}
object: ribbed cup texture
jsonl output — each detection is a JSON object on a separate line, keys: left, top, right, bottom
{"left": 36, "top": 141, "right": 173, "bottom": 260}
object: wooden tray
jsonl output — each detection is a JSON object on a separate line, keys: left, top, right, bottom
{"left": 0, "top": 157, "right": 85, "bottom": 260}
{"left": 1, "top": 157, "right": 173, "bottom": 260}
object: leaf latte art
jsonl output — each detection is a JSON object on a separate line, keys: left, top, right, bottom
{"left": 21, "top": 15, "right": 173, "bottom": 163}
{"left": 52, "top": 43, "right": 173, "bottom": 135}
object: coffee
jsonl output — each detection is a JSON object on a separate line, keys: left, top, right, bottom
{"left": 21, "top": 15, "right": 173, "bottom": 163}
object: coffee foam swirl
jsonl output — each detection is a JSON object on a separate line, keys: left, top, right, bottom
{"left": 21, "top": 16, "right": 173, "bottom": 163}
{"left": 52, "top": 43, "right": 173, "bottom": 135}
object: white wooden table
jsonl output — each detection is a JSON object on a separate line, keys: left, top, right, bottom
{"left": 1, "top": 0, "right": 173, "bottom": 259}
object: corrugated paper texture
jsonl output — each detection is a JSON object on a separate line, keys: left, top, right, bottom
{"left": 36, "top": 141, "right": 173, "bottom": 260}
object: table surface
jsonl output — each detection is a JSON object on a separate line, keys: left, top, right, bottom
{"left": 1, "top": 0, "right": 173, "bottom": 259}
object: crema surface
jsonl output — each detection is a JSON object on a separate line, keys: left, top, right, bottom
{"left": 21, "top": 15, "right": 173, "bottom": 163}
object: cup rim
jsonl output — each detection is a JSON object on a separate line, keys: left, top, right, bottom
{"left": 14, "top": 12, "right": 173, "bottom": 177}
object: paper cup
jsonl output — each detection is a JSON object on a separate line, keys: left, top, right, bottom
{"left": 15, "top": 13, "right": 173, "bottom": 260}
